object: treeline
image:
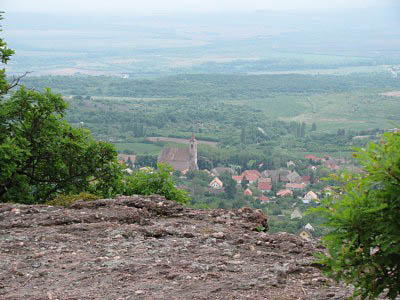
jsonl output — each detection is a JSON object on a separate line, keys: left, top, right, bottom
{"left": 18, "top": 73, "right": 400, "bottom": 99}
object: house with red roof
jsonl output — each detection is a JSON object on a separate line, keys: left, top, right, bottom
{"left": 244, "top": 188, "right": 253, "bottom": 196}
{"left": 232, "top": 175, "right": 243, "bottom": 185}
{"left": 258, "top": 181, "right": 272, "bottom": 191}
{"left": 243, "top": 170, "right": 262, "bottom": 177}
{"left": 258, "top": 177, "right": 272, "bottom": 183}
{"left": 209, "top": 177, "right": 223, "bottom": 189}
{"left": 243, "top": 173, "right": 259, "bottom": 184}
{"left": 286, "top": 183, "right": 306, "bottom": 190}
{"left": 276, "top": 189, "right": 293, "bottom": 197}
{"left": 302, "top": 176, "right": 311, "bottom": 184}
{"left": 305, "top": 154, "right": 320, "bottom": 162}
{"left": 258, "top": 195, "right": 270, "bottom": 204}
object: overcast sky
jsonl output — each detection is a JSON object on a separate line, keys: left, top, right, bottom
{"left": 1, "top": 0, "right": 396, "bottom": 15}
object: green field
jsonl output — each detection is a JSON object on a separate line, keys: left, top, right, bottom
{"left": 19, "top": 72, "right": 400, "bottom": 160}
{"left": 113, "top": 142, "right": 163, "bottom": 155}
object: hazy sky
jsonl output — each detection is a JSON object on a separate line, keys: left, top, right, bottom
{"left": 1, "top": 0, "right": 396, "bottom": 15}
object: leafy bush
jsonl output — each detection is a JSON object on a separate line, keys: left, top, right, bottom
{"left": 122, "top": 163, "right": 189, "bottom": 204}
{"left": 312, "top": 131, "right": 400, "bottom": 299}
{"left": 46, "top": 192, "right": 100, "bottom": 207}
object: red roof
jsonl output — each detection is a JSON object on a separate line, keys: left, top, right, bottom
{"left": 305, "top": 154, "right": 319, "bottom": 161}
{"left": 258, "top": 177, "right": 271, "bottom": 183}
{"left": 232, "top": 175, "right": 243, "bottom": 183}
{"left": 258, "top": 195, "right": 270, "bottom": 203}
{"left": 244, "top": 173, "right": 259, "bottom": 182}
{"left": 243, "top": 169, "right": 261, "bottom": 176}
{"left": 286, "top": 183, "right": 306, "bottom": 189}
{"left": 302, "top": 176, "right": 311, "bottom": 182}
{"left": 276, "top": 189, "right": 293, "bottom": 197}
{"left": 258, "top": 182, "right": 272, "bottom": 191}
{"left": 244, "top": 188, "right": 253, "bottom": 196}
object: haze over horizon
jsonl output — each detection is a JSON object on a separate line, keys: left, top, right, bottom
{"left": 2, "top": 0, "right": 399, "bottom": 15}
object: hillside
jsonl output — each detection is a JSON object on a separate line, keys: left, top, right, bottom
{"left": 0, "top": 196, "right": 351, "bottom": 299}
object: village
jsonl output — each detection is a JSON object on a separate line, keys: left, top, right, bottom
{"left": 116, "top": 135, "right": 360, "bottom": 239}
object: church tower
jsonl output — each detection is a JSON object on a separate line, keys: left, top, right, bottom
{"left": 189, "top": 133, "right": 198, "bottom": 170}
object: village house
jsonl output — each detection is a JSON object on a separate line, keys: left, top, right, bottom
{"left": 258, "top": 177, "right": 272, "bottom": 183}
{"left": 243, "top": 170, "right": 262, "bottom": 177}
{"left": 286, "top": 160, "right": 296, "bottom": 168}
{"left": 258, "top": 195, "right": 270, "bottom": 204}
{"left": 285, "top": 183, "right": 306, "bottom": 190}
{"left": 291, "top": 207, "right": 303, "bottom": 220}
{"left": 305, "top": 154, "right": 320, "bottom": 162}
{"left": 276, "top": 189, "right": 293, "bottom": 197}
{"left": 302, "top": 175, "right": 311, "bottom": 184}
{"left": 243, "top": 173, "right": 259, "bottom": 184}
{"left": 324, "top": 161, "right": 340, "bottom": 171}
{"left": 323, "top": 186, "right": 333, "bottom": 196}
{"left": 244, "top": 188, "right": 253, "bottom": 196}
{"left": 232, "top": 175, "right": 243, "bottom": 185}
{"left": 299, "top": 228, "right": 313, "bottom": 240}
{"left": 158, "top": 134, "right": 198, "bottom": 171}
{"left": 304, "top": 223, "right": 315, "bottom": 232}
{"left": 258, "top": 181, "right": 272, "bottom": 192}
{"left": 304, "top": 191, "right": 318, "bottom": 202}
{"left": 209, "top": 177, "right": 223, "bottom": 189}
{"left": 286, "top": 171, "right": 302, "bottom": 183}
{"left": 262, "top": 170, "right": 290, "bottom": 183}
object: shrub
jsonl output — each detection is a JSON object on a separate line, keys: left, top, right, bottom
{"left": 46, "top": 192, "right": 100, "bottom": 207}
{"left": 312, "top": 131, "right": 400, "bottom": 299}
{"left": 122, "top": 163, "right": 189, "bottom": 205}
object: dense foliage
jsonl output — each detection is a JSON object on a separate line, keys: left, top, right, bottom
{"left": 312, "top": 131, "right": 400, "bottom": 299}
{"left": 122, "top": 163, "right": 188, "bottom": 205}
{"left": 0, "top": 86, "right": 123, "bottom": 203}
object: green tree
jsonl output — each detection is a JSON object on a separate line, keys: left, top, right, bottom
{"left": 240, "top": 127, "right": 246, "bottom": 144}
{"left": 0, "top": 13, "right": 14, "bottom": 97}
{"left": 311, "top": 122, "right": 317, "bottom": 131}
{"left": 219, "top": 171, "right": 237, "bottom": 199}
{"left": 123, "top": 163, "right": 188, "bottom": 204}
{"left": 312, "top": 131, "right": 400, "bottom": 299}
{"left": 300, "top": 122, "right": 306, "bottom": 138}
{"left": 241, "top": 177, "right": 249, "bottom": 189}
{"left": 0, "top": 88, "right": 122, "bottom": 203}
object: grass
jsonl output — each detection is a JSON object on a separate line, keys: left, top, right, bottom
{"left": 114, "top": 142, "right": 163, "bottom": 155}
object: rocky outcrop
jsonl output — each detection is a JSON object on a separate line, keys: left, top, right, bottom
{"left": 0, "top": 195, "right": 351, "bottom": 299}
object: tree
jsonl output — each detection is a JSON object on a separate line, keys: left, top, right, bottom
{"left": 241, "top": 177, "right": 249, "bottom": 189}
{"left": 123, "top": 163, "right": 188, "bottom": 204}
{"left": 312, "top": 131, "right": 400, "bottom": 299}
{"left": 311, "top": 122, "right": 317, "bottom": 131}
{"left": 219, "top": 171, "right": 237, "bottom": 199}
{"left": 135, "top": 154, "right": 158, "bottom": 168}
{"left": 0, "top": 88, "right": 122, "bottom": 203}
{"left": 0, "top": 13, "right": 14, "bottom": 97}
{"left": 300, "top": 122, "right": 306, "bottom": 138}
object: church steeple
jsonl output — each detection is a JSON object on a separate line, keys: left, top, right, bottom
{"left": 189, "top": 133, "right": 198, "bottom": 170}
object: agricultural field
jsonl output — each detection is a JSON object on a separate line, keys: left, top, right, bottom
{"left": 17, "top": 72, "right": 400, "bottom": 161}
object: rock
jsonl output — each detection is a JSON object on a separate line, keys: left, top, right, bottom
{"left": 212, "top": 232, "right": 225, "bottom": 239}
{"left": 0, "top": 195, "right": 354, "bottom": 299}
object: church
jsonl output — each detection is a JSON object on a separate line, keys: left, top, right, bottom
{"left": 158, "top": 134, "right": 198, "bottom": 171}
